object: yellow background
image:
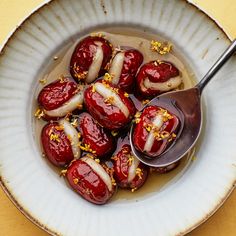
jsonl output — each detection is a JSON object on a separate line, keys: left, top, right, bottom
{"left": 0, "top": 0, "right": 235, "bottom": 235}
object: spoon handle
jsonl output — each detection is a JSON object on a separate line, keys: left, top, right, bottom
{"left": 197, "top": 39, "right": 236, "bottom": 94}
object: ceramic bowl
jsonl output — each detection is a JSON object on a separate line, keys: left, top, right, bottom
{"left": 0, "top": 0, "right": 235, "bottom": 235}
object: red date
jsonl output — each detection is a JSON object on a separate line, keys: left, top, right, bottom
{"left": 84, "top": 80, "right": 136, "bottom": 130}
{"left": 41, "top": 120, "right": 80, "bottom": 167}
{"left": 112, "top": 144, "right": 148, "bottom": 190}
{"left": 109, "top": 48, "right": 143, "bottom": 91}
{"left": 38, "top": 77, "right": 84, "bottom": 120}
{"left": 78, "top": 112, "right": 116, "bottom": 157}
{"left": 136, "top": 61, "right": 181, "bottom": 97}
{"left": 66, "top": 156, "right": 115, "bottom": 205}
{"left": 133, "top": 106, "right": 179, "bottom": 158}
{"left": 70, "top": 36, "right": 113, "bottom": 83}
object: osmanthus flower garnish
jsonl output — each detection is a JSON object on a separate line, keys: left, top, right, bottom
{"left": 37, "top": 77, "right": 84, "bottom": 120}
{"left": 150, "top": 40, "right": 172, "bottom": 55}
{"left": 133, "top": 106, "right": 180, "bottom": 158}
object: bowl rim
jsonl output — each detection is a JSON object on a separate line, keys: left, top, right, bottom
{"left": 0, "top": 0, "right": 234, "bottom": 236}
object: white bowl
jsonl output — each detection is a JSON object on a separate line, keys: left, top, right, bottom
{"left": 0, "top": 0, "right": 235, "bottom": 235}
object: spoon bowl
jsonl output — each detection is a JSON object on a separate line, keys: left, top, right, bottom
{"left": 130, "top": 39, "right": 236, "bottom": 167}
{"left": 130, "top": 87, "right": 201, "bottom": 167}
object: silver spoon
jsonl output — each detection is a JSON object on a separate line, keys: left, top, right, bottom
{"left": 130, "top": 39, "right": 236, "bottom": 167}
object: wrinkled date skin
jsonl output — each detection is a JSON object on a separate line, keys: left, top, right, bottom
{"left": 136, "top": 61, "right": 180, "bottom": 97}
{"left": 151, "top": 160, "right": 180, "bottom": 174}
{"left": 70, "top": 36, "right": 113, "bottom": 83}
{"left": 78, "top": 112, "right": 116, "bottom": 157}
{"left": 112, "top": 144, "right": 148, "bottom": 190}
{"left": 84, "top": 81, "right": 136, "bottom": 130}
{"left": 38, "top": 77, "right": 83, "bottom": 120}
{"left": 41, "top": 123, "right": 74, "bottom": 167}
{"left": 133, "top": 106, "right": 180, "bottom": 158}
{"left": 66, "top": 158, "right": 115, "bottom": 205}
{"left": 110, "top": 49, "right": 143, "bottom": 91}
{"left": 38, "top": 78, "right": 78, "bottom": 111}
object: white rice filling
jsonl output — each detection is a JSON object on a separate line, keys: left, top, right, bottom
{"left": 59, "top": 119, "right": 81, "bottom": 159}
{"left": 141, "top": 76, "right": 182, "bottom": 92}
{"left": 109, "top": 52, "right": 125, "bottom": 85}
{"left": 94, "top": 82, "right": 130, "bottom": 118}
{"left": 86, "top": 42, "right": 104, "bottom": 83}
{"left": 44, "top": 91, "right": 84, "bottom": 117}
{"left": 143, "top": 114, "right": 164, "bottom": 153}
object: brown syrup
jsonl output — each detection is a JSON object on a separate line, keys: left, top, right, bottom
{"left": 33, "top": 28, "right": 196, "bottom": 201}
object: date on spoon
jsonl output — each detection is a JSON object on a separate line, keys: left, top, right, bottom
{"left": 130, "top": 39, "right": 236, "bottom": 167}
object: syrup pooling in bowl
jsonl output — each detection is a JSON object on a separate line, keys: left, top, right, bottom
{"left": 33, "top": 28, "right": 196, "bottom": 202}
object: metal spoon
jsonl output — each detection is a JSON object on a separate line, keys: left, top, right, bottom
{"left": 130, "top": 39, "right": 236, "bottom": 167}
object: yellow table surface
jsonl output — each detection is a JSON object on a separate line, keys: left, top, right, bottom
{"left": 0, "top": 0, "right": 235, "bottom": 235}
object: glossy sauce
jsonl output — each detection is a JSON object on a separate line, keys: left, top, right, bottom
{"left": 33, "top": 28, "right": 196, "bottom": 201}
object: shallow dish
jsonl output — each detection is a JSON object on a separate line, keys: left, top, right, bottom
{"left": 0, "top": 0, "right": 235, "bottom": 235}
